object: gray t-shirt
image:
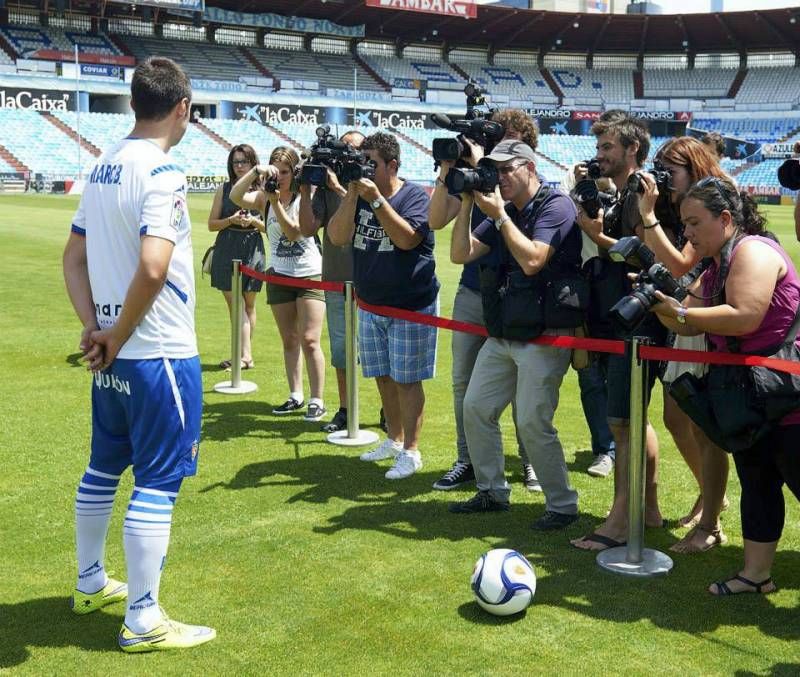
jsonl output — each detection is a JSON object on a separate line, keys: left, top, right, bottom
{"left": 312, "top": 188, "right": 353, "bottom": 282}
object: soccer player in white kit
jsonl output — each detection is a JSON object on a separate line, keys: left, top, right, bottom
{"left": 62, "top": 57, "right": 216, "bottom": 653}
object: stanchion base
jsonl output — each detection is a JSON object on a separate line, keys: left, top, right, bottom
{"left": 213, "top": 380, "right": 258, "bottom": 395}
{"left": 596, "top": 547, "right": 673, "bottom": 577}
{"left": 327, "top": 429, "right": 380, "bottom": 446}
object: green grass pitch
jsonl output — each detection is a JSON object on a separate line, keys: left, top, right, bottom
{"left": 0, "top": 193, "right": 798, "bottom": 676}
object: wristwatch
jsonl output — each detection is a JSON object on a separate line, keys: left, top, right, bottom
{"left": 676, "top": 306, "right": 688, "bottom": 324}
{"left": 494, "top": 215, "right": 511, "bottom": 230}
{"left": 371, "top": 197, "right": 384, "bottom": 210}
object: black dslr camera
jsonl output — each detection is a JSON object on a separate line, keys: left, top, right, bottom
{"left": 299, "top": 124, "right": 376, "bottom": 186}
{"left": 445, "top": 158, "right": 499, "bottom": 195}
{"left": 608, "top": 236, "right": 687, "bottom": 332}
{"left": 778, "top": 159, "right": 800, "bottom": 190}
{"left": 571, "top": 158, "right": 612, "bottom": 218}
{"left": 628, "top": 159, "right": 672, "bottom": 195}
{"left": 430, "top": 82, "right": 504, "bottom": 164}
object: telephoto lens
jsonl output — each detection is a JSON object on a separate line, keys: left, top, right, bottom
{"left": 778, "top": 159, "right": 800, "bottom": 190}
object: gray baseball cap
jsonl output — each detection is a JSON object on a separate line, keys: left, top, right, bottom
{"left": 485, "top": 140, "right": 537, "bottom": 163}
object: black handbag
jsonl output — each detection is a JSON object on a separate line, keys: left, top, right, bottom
{"left": 670, "top": 305, "right": 800, "bottom": 454}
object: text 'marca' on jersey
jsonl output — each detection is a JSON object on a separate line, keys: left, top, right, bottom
{"left": 71, "top": 138, "right": 198, "bottom": 360}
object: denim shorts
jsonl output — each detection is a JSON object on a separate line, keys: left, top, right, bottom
{"left": 358, "top": 298, "right": 438, "bottom": 383}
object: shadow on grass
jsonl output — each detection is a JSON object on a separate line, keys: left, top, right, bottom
{"left": 305, "top": 483, "right": 800, "bottom": 641}
{"left": 0, "top": 596, "right": 121, "bottom": 668}
{"left": 200, "top": 400, "right": 367, "bottom": 463}
{"left": 65, "top": 352, "right": 84, "bottom": 368}
{"left": 736, "top": 665, "right": 800, "bottom": 677}
{"left": 200, "top": 452, "right": 452, "bottom": 504}
{"left": 457, "top": 601, "right": 528, "bottom": 625}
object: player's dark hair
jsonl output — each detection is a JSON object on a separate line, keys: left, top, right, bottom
{"left": 591, "top": 109, "right": 650, "bottom": 167}
{"left": 131, "top": 57, "right": 192, "bottom": 122}
{"left": 363, "top": 131, "right": 401, "bottom": 167}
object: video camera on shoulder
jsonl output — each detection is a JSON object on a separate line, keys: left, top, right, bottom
{"left": 429, "top": 83, "right": 504, "bottom": 164}
{"left": 607, "top": 236, "right": 687, "bottom": 332}
{"left": 299, "top": 124, "right": 376, "bottom": 187}
{"left": 571, "top": 158, "right": 613, "bottom": 219}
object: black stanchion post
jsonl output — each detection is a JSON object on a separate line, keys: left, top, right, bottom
{"left": 596, "top": 336, "right": 673, "bottom": 577}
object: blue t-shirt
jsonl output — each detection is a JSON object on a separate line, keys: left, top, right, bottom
{"left": 352, "top": 180, "right": 439, "bottom": 310}
{"left": 473, "top": 188, "right": 580, "bottom": 277}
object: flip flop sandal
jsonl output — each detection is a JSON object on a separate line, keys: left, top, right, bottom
{"left": 711, "top": 574, "right": 775, "bottom": 596}
{"left": 219, "top": 359, "right": 232, "bottom": 370}
{"left": 572, "top": 532, "right": 626, "bottom": 551}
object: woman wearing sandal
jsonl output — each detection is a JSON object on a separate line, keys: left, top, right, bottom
{"left": 651, "top": 176, "right": 800, "bottom": 595}
{"left": 637, "top": 137, "right": 731, "bottom": 553}
{"left": 231, "top": 146, "right": 327, "bottom": 422}
{"left": 208, "top": 144, "right": 265, "bottom": 371}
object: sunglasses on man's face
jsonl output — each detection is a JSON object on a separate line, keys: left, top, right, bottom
{"left": 497, "top": 161, "right": 527, "bottom": 175}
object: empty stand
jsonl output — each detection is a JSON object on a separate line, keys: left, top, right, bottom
{"left": 361, "top": 54, "right": 464, "bottom": 89}
{"left": 736, "top": 67, "right": 800, "bottom": 108}
{"left": 456, "top": 63, "right": 558, "bottom": 104}
{"left": 549, "top": 69, "right": 634, "bottom": 106}
{"left": 643, "top": 68, "right": 736, "bottom": 99}
{"left": 249, "top": 47, "right": 384, "bottom": 93}
{"left": 0, "top": 24, "right": 120, "bottom": 57}
{"left": 691, "top": 115, "right": 798, "bottom": 145}
{"left": 117, "top": 34, "right": 260, "bottom": 82}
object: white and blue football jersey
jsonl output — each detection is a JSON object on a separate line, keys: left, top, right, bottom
{"left": 72, "top": 138, "right": 197, "bottom": 359}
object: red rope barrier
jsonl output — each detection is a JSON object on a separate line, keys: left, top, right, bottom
{"left": 236, "top": 265, "right": 800, "bottom": 374}
{"left": 240, "top": 265, "right": 345, "bottom": 293}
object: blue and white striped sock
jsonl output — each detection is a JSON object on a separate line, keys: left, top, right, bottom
{"left": 123, "top": 485, "right": 177, "bottom": 634}
{"left": 75, "top": 467, "right": 121, "bottom": 593}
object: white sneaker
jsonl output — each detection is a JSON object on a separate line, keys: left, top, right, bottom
{"left": 385, "top": 450, "right": 422, "bottom": 480}
{"left": 360, "top": 439, "right": 401, "bottom": 462}
{"left": 588, "top": 453, "right": 614, "bottom": 478}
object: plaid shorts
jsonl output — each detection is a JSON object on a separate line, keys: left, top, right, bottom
{"left": 358, "top": 298, "right": 439, "bottom": 383}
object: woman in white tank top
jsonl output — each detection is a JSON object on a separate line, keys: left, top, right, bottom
{"left": 230, "top": 146, "right": 327, "bottom": 422}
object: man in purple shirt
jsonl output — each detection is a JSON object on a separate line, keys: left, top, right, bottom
{"left": 448, "top": 140, "right": 580, "bottom": 530}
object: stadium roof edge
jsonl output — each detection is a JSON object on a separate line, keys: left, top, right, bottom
{"left": 197, "top": 1, "right": 800, "bottom": 55}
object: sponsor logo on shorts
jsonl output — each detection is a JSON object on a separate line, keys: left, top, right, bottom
{"left": 94, "top": 372, "right": 131, "bottom": 396}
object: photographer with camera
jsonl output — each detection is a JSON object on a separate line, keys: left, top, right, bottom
{"left": 650, "top": 176, "right": 800, "bottom": 595}
{"left": 298, "top": 129, "right": 366, "bottom": 433}
{"left": 636, "top": 136, "right": 732, "bottom": 553}
{"left": 446, "top": 140, "right": 581, "bottom": 530}
{"left": 563, "top": 163, "right": 617, "bottom": 479}
{"left": 207, "top": 144, "right": 266, "bottom": 372}
{"left": 429, "top": 108, "right": 544, "bottom": 492}
{"left": 230, "top": 146, "right": 327, "bottom": 422}
{"left": 328, "top": 131, "right": 438, "bottom": 481}
{"left": 572, "top": 111, "right": 667, "bottom": 551}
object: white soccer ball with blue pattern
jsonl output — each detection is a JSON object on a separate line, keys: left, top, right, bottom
{"left": 471, "top": 548, "right": 536, "bottom": 616}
